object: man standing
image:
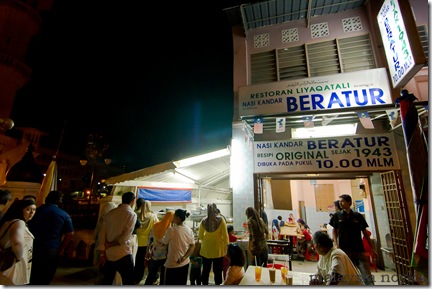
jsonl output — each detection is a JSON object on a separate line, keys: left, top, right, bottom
{"left": 97, "top": 191, "right": 137, "bottom": 285}
{"left": 29, "top": 190, "right": 74, "bottom": 285}
{"left": 330, "top": 194, "right": 375, "bottom": 285}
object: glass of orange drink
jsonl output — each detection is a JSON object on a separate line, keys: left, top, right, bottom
{"left": 281, "top": 266, "right": 288, "bottom": 283}
{"left": 255, "top": 266, "right": 262, "bottom": 282}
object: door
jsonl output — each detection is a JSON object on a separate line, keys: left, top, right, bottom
{"left": 298, "top": 201, "right": 306, "bottom": 223}
{"left": 380, "top": 170, "right": 416, "bottom": 285}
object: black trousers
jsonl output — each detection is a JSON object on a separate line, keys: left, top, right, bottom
{"left": 30, "top": 249, "right": 59, "bottom": 285}
{"left": 134, "top": 246, "right": 147, "bottom": 284}
{"left": 145, "top": 258, "right": 166, "bottom": 285}
{"left": 189, "top": 266, "right": 202, "bottom": 285}
{"left": 164, "top": 264, "right": 189, "bottom": 285}
{"left": 201, "top": 256, "right": 224, "bottom": 285}
{"left": 101, "top": 254, "right": 135, "bottom": 285}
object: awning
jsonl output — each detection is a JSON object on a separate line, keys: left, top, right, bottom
{"left": 105, "top": 147, "right": 232, "bottom": 195}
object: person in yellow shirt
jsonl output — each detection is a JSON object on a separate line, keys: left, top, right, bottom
{"left": 134, "top": 199, "right": 158, "bottom": 284}
{"left": 198, "top": 203, "right": 229, "bottom": 285}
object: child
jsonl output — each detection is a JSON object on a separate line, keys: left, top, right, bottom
{"left": 278, "top": 215, "right": 285, "bottom": 227}
{"left": 296, "top": 224, "right": 312, "bottom": 258}
{"left": 227, "top": 225, "right": 238, "bottom": 242}
{"left": 223, "top": 225, "right": 237, "bottom": 280}
{"left": 222, "top": 243, "right": 245, "bottom": 285}
{"left": 189, "top": 241, "right": 202, "bottom": 285}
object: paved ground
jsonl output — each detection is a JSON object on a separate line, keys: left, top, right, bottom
{"left": 51, "top": 259, "right": 398, "bottom": 285}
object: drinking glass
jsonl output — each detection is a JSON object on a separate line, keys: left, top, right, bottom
{"left": 281, "top": 266, "right": 288, "bottom": 283}
{"left": 269, "top": 267, "right": 276, "bottom": 285}
{"left": 286, "top": 273, "right": 293, "bottom": 285}
{"left": 255, "top": 266, "right": 262, "bottom": 282}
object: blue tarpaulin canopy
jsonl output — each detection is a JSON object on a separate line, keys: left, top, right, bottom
{"left": 138, "top": 187, "right": 192, "bottom": 203}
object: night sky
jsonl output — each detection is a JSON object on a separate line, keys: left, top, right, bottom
{"left": 9, "top": 1, "right": 243, "bottom": 172}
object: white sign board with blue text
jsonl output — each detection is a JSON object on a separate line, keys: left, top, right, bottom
{"left": 239, "top": 68, "right": 392, "bottom": 117}
{"left": 253, "top": 134, "right": 400, "bottom": 173}
{"left": 377, "top": 0, "right": 413, "bottom": 88}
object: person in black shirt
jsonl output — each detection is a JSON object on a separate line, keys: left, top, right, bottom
{"left": 329, "top": 194, "right": 375, "bottom": 285}
{"left": 0, "top": 189, "right": 12, "bottom": 222}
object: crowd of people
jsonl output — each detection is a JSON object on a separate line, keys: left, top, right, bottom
{"left": 95, "top": 200, "right": 246, "bottom": 286}
{"left": 0, "top": 188, "right": 375, "bottom": 286}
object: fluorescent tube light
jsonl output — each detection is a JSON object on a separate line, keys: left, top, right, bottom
{"left": 174, "top": 148, "right": 230, "bottom": 168}
{"left": 291, "top": 123, "right": 357, "bottom": 139}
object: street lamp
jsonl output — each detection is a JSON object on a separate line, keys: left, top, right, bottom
{"left": 80, "top": 134, "right": 110, "bottom": 205}
{"left": 0, "top": 116, "right": 14, "bottom": 131}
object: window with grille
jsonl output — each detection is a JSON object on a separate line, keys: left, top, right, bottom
{"left": 250, "top": 50, "right": 277, "bottom": 84}
{"left": 307, "top": 40, "right": 341, "bottom": 77}
{"left": 250, "top": 34, "right": 376, "bottom": 84}
{"left": 278, "top": 45, "right": 307, "bottom": 80}
{"left": 339, "top": 34, "right": 375, "bottom": 72}
{"left": 417, "top": 25, "right": 428, "bottom": 66}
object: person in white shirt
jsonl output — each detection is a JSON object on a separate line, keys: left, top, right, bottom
{"left": 309, "top": 231, "right": 365, "bottom": 285}
{"left": 97, "top": 192, "right": 137, "bottom": 285}
{"left": 162, "top": 209, "right": 195, "bottom": 285}
{"left": 326, "top": 213, "right": 335, "bottom": 242}
{"left": 0, "top": 199, "right": 36, "bottom": 285}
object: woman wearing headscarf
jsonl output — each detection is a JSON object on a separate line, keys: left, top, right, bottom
{"left": 134, "top": 199, "right": 158, "bottom": 284}
{"left": 0, "top": 198, "right": 36, "bottom": 285}
{"left": 94, "top": 202, "right": 116, "bottom": 264}
{"left": 198, "top": 203, "right": 229, "bottom": 285}
{"left": 245, "top": 207, "right": 270, "bottom": 267}
{"left": 297, "top": 218, "right": 311, "bottom": 233}
{"left": 162, "top": 209, "right": 195, "bottom": 285}
{"left": 144, "top": 210, "right": 174, "bottom": 285}
{"left": 93, "top": 201, "right": 116, "bottom": 284}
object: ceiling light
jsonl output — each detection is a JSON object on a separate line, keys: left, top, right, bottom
{"left": 174, "top": 148, "right": 230, "bottom": 168}
{"left": 291, "top": 123, "right": 357, "bottom": 139}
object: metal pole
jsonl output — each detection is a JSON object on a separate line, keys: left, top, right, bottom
{"left": 89, "top": 162, "right": 95, "bottom": 207}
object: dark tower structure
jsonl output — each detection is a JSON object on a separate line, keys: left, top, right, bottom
{"left": 0, "top": 0, "right": 54, "bottom": 128}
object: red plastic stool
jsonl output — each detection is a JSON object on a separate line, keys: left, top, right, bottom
{"left": 305, "top": 244, "right": 319, "bottom": 261}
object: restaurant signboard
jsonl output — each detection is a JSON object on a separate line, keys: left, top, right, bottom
{"left": 239, "top": 68, "right": 392, "bottom": 117}
{"left": 377, "top": 0, "right": 427, "bottom": 88}
{"left": 253, "top": 134, "right": 400, "bottom": 173}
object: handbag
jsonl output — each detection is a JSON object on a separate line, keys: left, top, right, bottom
{"left": 0, "top": 220, "right": 20, "bottom": 271}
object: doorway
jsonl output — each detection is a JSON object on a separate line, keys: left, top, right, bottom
{"left": 253, "top": 171, "right": 412, "bottom": 280}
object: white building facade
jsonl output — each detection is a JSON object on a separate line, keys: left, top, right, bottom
{"left": 226, "top": 0, "right": 428, "bottom": 282}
